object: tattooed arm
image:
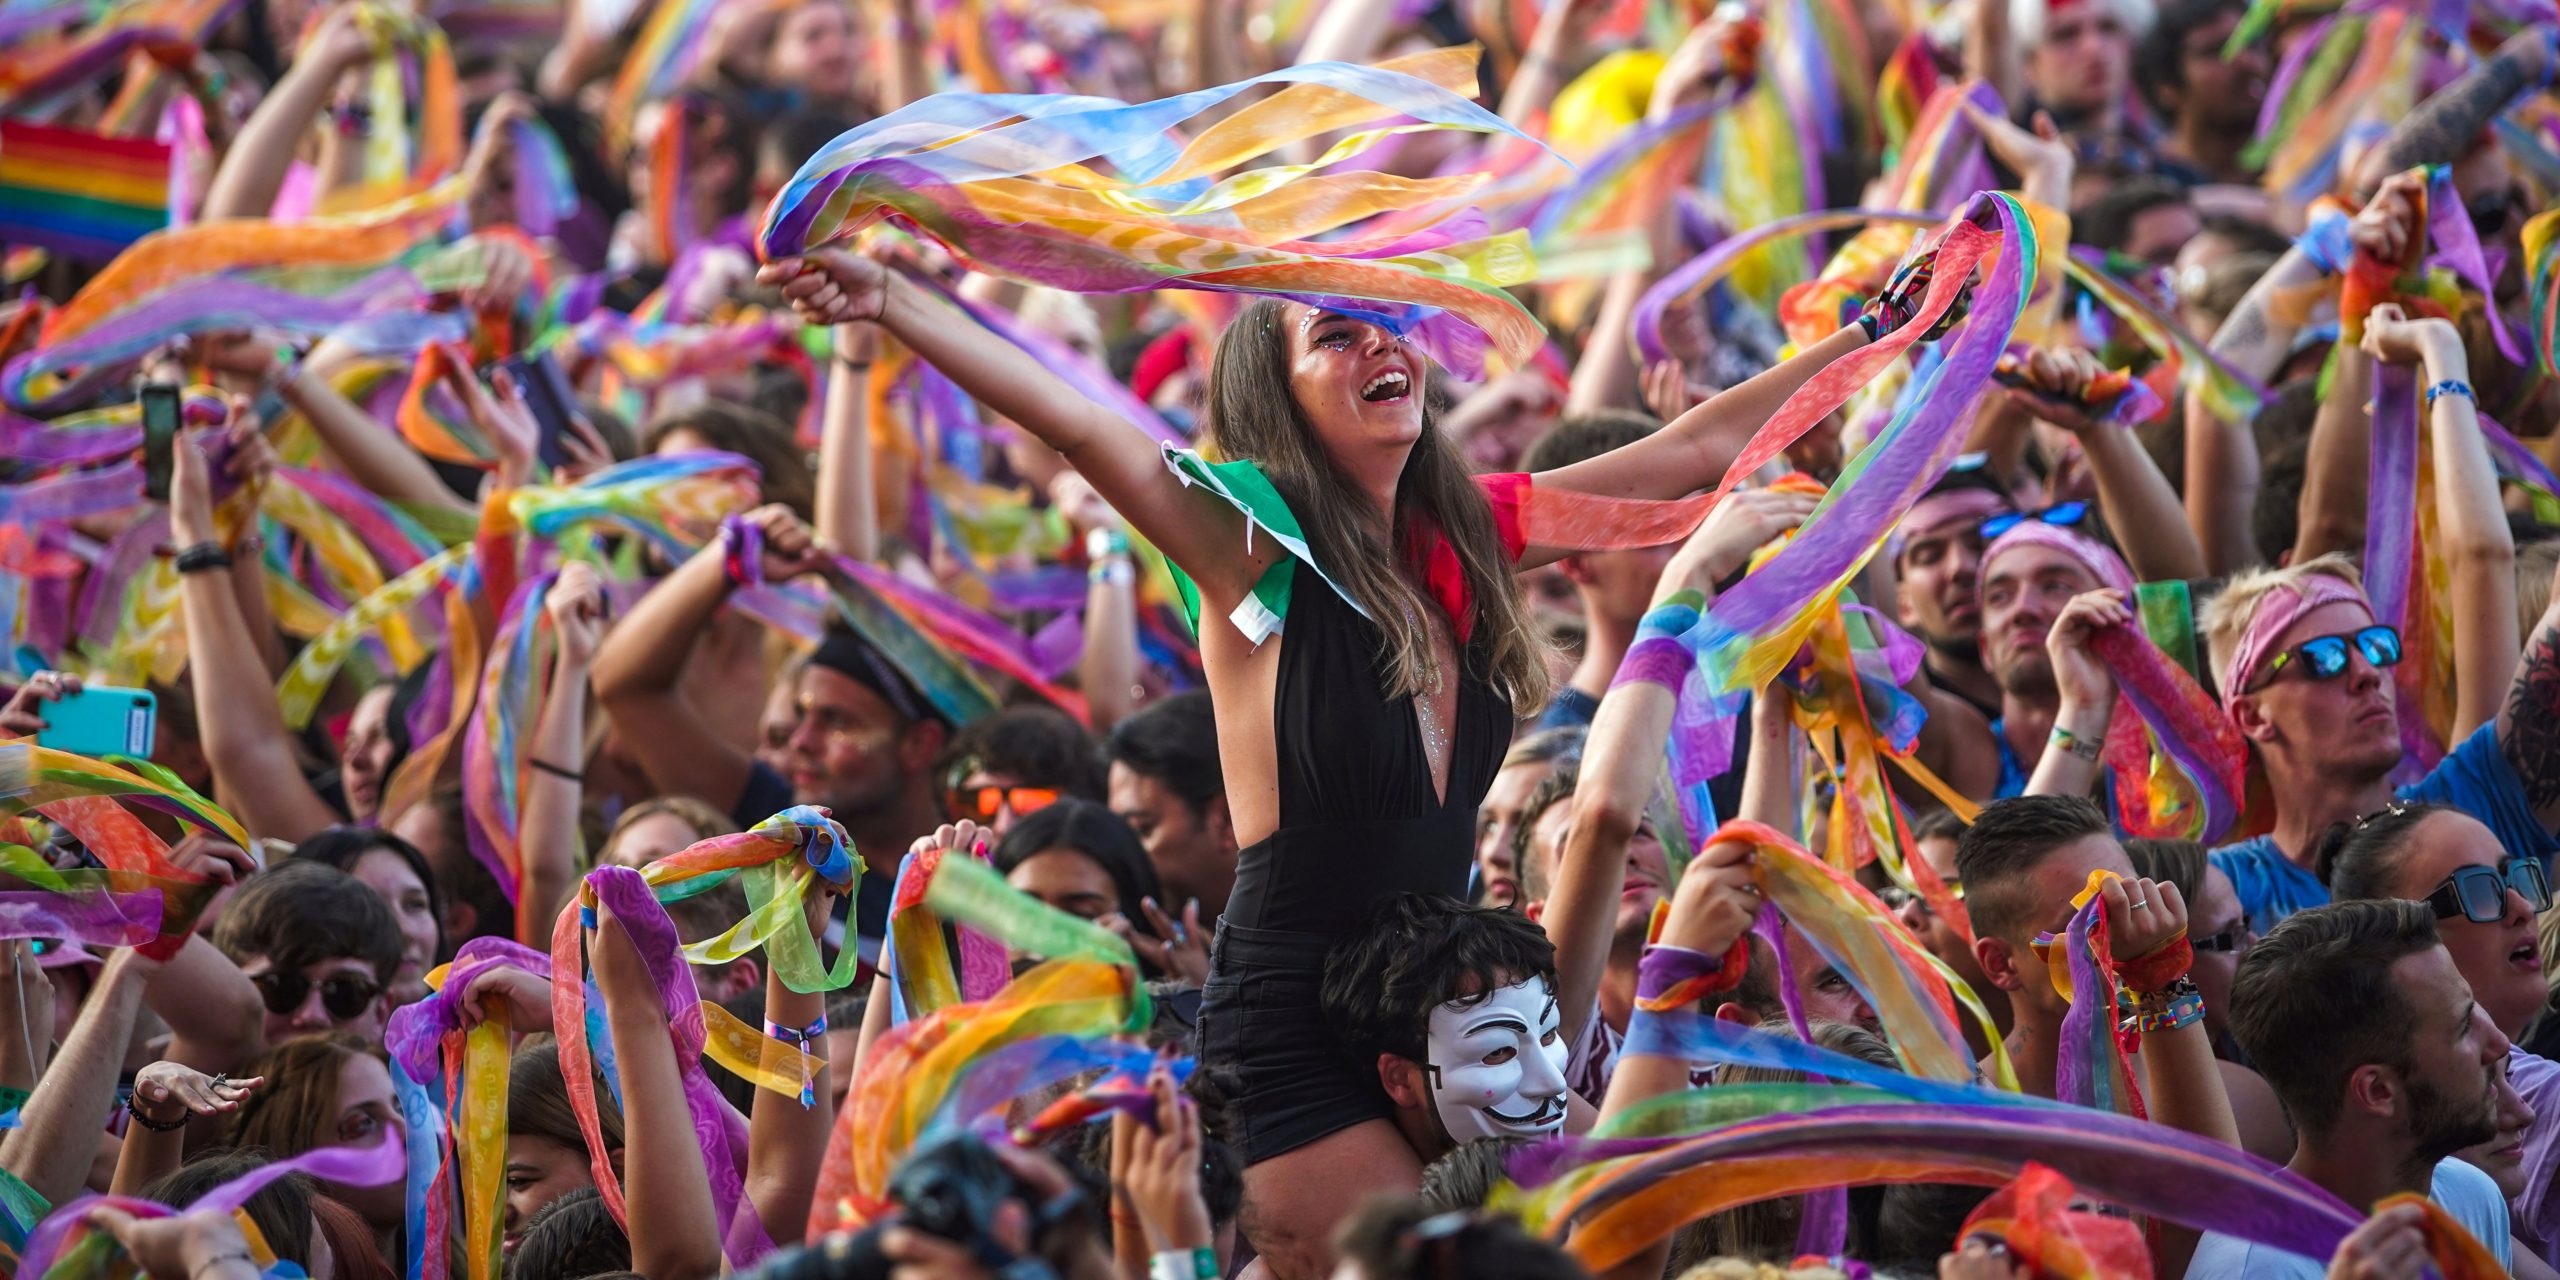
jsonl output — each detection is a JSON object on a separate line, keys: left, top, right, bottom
{"left": 2500, "top": 560, "right": 2560, "bottom": 829}
{"left": 2355, "top": 28, "right": 2557, "bottom": 198}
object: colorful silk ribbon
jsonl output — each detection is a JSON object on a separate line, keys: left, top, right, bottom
{"left": 757, "top": 47, "right": 1557, "bottom": 375}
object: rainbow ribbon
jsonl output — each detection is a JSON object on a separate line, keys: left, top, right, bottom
{"left": 2528, "top": 209, "right": 2559, "bottom": 380}
{"left": 1504, "top": 1014, "right": 2355, "bottom": 1274}
{"left": 1708, "top": 821, "right": 2011, "bottom": 1090}
{"left": 882, "top": 839, "right": 1011, "bottom": 1026}
{"left": 811, "top": 849, "right": 1147, "bottom": 1234}
{"left": 0, "top": 0, "right": 239, "bottom": 110}
{"left": 0, "top": 745, "right": 245, "bottom": 958}
{"left": 1960, "top": 1163, "right": 2150, "bottom": 1280}
{"left": 2091, "top": 620, "right": 2249, "bottom": 845}
{"left": 811, "top": 958, "right": 1143, "bottom": 1235}
{"left": 2034, "top": 872, "right": 2145, "bottom": 1118}
{"left": 383, "top": 938, "right": 548, "bottom": 1280}
{"left": 1686, "top": 193, "right": 2039, "bottom": 697}
{"left": 18, "top": 1132, "right": 406, "bottom": 1280}
{"left": 637, "top": 805, "right": 861, "bottom": 994}
{"left": 758, "top": 46, "right": 1558, "bottom": 375}
{"left": 550, "top": 866, "right": 775, "bottom": 1266}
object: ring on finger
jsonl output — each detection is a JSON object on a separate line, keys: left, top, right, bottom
{"left": 2129, "top": 897, "right": 2149, "bottom": 910}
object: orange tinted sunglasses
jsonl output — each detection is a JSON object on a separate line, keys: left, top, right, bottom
{"left": 948, "top": 785, "right": 1060, "bottom": 823}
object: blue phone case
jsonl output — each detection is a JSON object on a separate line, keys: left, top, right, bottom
{"left": 33, "top": 685, "right": 156, "bottom": 759}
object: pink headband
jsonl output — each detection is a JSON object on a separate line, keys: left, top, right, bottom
{"left": 2219, "top": 572, "right": 2372, "bottom": 710}
{"left": 1979, "top": 521, "right": 2134, "bottom": 597}
{"left": 1892, "top": 490, "right": 2013, "bottom": 560}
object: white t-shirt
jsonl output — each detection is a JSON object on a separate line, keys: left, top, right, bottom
{"left": 2183, "top": 1159, "right": 2512, "bottom": 1280}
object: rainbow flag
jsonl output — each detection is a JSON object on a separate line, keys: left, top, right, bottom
{"left": 0, "top": 120, "right": 169, "bottom": 263}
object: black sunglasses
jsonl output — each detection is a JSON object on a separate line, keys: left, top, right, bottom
{"left": 2427, "top": 856, "right": 2552, "bottom": 925}
{"left": 1980, "top": 500, "right": 2089, "bottom": 541}
{"left": 2192, "top": 927, "right": 2245, "bottom": 952}
{"left": 253, "top": 971, "right": 383, "bottom": 1021}
{"left": 2469, "top": 187, "right": 2524, "bottom": 238}
{"left": 2252, "top": 624, "right": 2401, "bottom": 692}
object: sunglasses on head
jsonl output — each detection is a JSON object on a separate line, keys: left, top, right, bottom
{"left": 947, "top": 785, "right": 1061, "bottom": 824}
{"left": 2252, "top": 624, "right": 2401, "bottom": 691}
{"left": 2426, "top": 856, "right": 2551, "bottom": 924}
{"left": 252, "top": 971, "right": 383, "bottom": 1021}
{"left": 1979, "top": 501, "right": 2089, "bottom": 541}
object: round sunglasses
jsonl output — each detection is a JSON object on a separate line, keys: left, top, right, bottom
{"left": 252, "top": 971, "right": 384, "bottom": 1021}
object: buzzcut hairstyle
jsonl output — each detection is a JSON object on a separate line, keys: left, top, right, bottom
{"left": 1519, "top": 409, "right": 1662, "bottom": 474}
{"left": 2198, "top": 550, "right": 2364, "bottom": 693}
{"left": 2227, "top": 899, "right": 2440, "bottom": 1135}
{"left": 1952, "top": 795, "right": 2112, "bottom": 945}
{"left": 213, "top": 860, "right": 404, "bottom": 985}
{"left": 944, "top": 704, "right": 1107, "bottom": 801}
{"left": 1513, "top": 765, "right": 1580, "bottom": 905}
{"left": 1104, "top": 691, "right": 1223, "bottom": 813}
{"left": 1321, "top": 892, "right": 1561, "bottom": 1065}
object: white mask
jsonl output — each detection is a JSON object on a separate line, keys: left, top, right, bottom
{"left": 1422, "top": 976, "right": 1570, "bottom": 1142}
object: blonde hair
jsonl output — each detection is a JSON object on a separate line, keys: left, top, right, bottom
{"left": 2198, "top": 551, "right": 2365, "bottom": 691}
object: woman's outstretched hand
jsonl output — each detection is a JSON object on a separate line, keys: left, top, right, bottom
{"left": 759, "top": 250, "right": 890, "bottom": 327}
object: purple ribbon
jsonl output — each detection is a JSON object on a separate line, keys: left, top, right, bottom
{"left": 2423, "top": 167, "right": 2526, "bottom": 365}
{"left": 585, "top": 866, "right": 773, "bottom": 1265}
{"left": 0, "top": 890, "right": 162, "bottom": 947}
{"left": 2362, "top": 363, "right": 2440, "bottom": 774}
{"left": 17, "top": 1133, "right": 405, "bottom": 1278}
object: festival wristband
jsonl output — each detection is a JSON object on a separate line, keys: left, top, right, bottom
{"left": 1150, "top": 1247, "right": 1218, "bottom": 1280}
{"left": 763, "top": 1014, "right": 827, "bottom": 1049}
{"left": 2116, "top": 936, "right": 2194, "bottom": 994}
{"left": 1633, "top": 938, "right": 1749, "bottom": 1011}
{"left": 2049, "top": 725, "right": 2102, "bottom": 763}
{"left": 2129, "top": 978, "right": 2204, "bottom": 1034}
{"left": 2424, "top": 379, "right": 2475, "bottom": 407}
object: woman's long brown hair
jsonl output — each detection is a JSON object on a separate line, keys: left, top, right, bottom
{"left": 1203, "top": 300, "right": 1551, "bottom": 708}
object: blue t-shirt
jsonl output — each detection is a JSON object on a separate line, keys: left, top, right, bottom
{"left": 1537, "top": 687, "right": 1601, "bottom": 734}
{"left": 2183, "top": 1158, "right": 2509, "bottom": 1280}
{"left": 1990, "top": 718, "right": 2028, "bottom": 800}
{"left": 2211, "top": 722, "right": 2560, "bottom": 936}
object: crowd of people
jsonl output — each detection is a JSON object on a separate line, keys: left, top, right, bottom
{"left": 0, "top": 0, "right": 2558, "bottom": 1277}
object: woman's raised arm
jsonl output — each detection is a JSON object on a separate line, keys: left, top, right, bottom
{"left": 763, "top": 252, "right": 1265, "bottom": 607}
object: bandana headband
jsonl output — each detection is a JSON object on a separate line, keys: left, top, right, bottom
{"left": 1891, "top": 489, "right": 2012, "bottom": 561}
{"left": 1979, "top": 522, "right": 2133, "bottom": 597}
{"left": 2219, "top": 572, "right": 2372, "bottom": 711}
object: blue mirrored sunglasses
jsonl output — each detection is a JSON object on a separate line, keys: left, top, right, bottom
{"left": 1979, "top": 500, "right": 2089, "bottom": 540}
